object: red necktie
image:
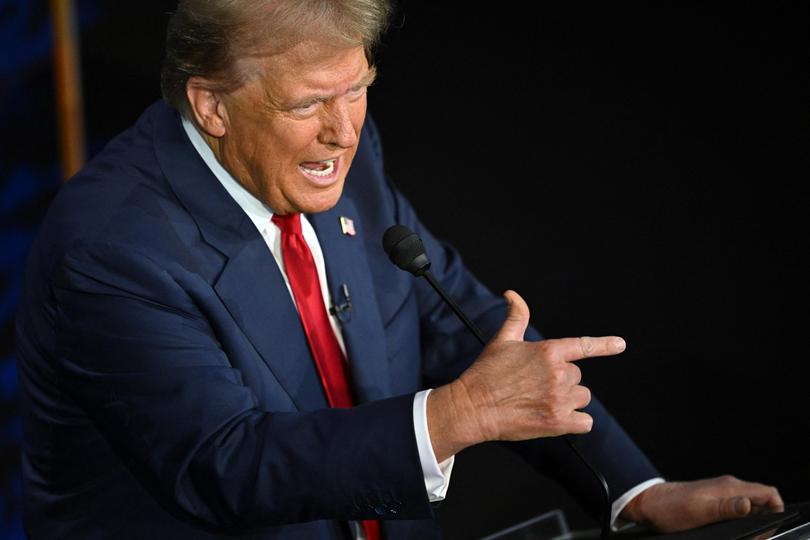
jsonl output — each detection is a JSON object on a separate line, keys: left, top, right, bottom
{"left": 272, "top": 213, "right": 381, "bottom": 540}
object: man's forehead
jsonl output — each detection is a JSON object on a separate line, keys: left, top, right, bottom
{"left": 251, "top": 43, "right": 371, "bottom": 102}
{"left": 260, "top": 42, "right": 367, "bottom": 81}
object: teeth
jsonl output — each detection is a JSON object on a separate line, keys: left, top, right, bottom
{"left": 300, "top": 159, "right": 336, "bottom": 177}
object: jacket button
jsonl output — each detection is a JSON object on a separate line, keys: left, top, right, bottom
{"left": 373, "top": 504, "right": 387, "bottom": 515}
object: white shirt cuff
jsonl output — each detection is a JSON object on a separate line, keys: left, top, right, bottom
{"left": 611, "top": 477, "right": 666, "bottom": 530}
{"left": 413, "top": 389, "right": 454, "bottom": 502}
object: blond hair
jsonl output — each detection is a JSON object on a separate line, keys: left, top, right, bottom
{"left": 161, "top": 0, "right": 391, "bottom": 116}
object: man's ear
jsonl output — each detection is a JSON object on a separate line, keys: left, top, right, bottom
{"left": 186, "top": 77, "right": 228, "bottom": 138}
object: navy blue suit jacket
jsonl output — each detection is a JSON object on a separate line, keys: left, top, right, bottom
{"left": 15, "top": 101, "right": 658, "bottom": 539}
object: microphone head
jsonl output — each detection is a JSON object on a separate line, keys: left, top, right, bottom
{"left": 382, "top": 225, "right": 431, "bottom": 277}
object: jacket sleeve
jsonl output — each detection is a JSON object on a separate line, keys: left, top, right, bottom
{"left": 52, "top": 241, "right": 434, "bottom": 532}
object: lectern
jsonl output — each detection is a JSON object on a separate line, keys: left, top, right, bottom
{"left": 481, "top": 502, "right": 810, "bottom": 540}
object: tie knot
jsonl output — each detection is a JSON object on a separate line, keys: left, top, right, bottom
{"left": 272, "top": 213, "right": 302, "bottom": 236}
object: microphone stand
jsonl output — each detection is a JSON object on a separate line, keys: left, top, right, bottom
{"left": 423, "top": 269, "right": 612, "bottom": 540}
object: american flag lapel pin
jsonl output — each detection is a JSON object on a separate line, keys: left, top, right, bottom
{"left": 339, "top": 216, "right": 356, "bottom": 236}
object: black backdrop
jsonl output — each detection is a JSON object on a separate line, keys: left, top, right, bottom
{"left": 10, "top": 2, "right": 810, "bottom": 538}
{"left": 363, "top": 5, "right": 809, "bottom": 536}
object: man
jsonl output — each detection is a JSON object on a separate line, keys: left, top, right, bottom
{"left": 16, "top": 1, "right": 783, "bottom": 538}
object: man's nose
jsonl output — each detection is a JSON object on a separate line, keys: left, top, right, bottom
{"left": 319, "top": 100, "right": 358, "bottom": 149}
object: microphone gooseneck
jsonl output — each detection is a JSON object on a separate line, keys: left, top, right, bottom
{"left": 382, "top": 224, "right": 612, "bottom": 540}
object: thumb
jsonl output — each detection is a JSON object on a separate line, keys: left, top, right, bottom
{"left": 492, "top": 290, "right": 530, "bottom": 342}
{"left": 717, "top": 496, "right": 752, "bottom": 520}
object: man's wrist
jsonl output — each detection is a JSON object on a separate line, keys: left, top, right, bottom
{"left": 614, "top": 478, "right": 666, "bottom": 529}
{"left": 621, "top": 491, "right": 649, "bottom": 524}
{"left": 426, "top": 381, "right": 485, "bottom": 462}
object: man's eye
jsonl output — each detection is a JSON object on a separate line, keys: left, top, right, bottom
{"left": 293, "top": 102, "right": 319, "bottom": 115}
{"left": 347, "top": 87, "right": 367, "bottom": 101}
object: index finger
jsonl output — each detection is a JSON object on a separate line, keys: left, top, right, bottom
{"left": 747, "top": 485, "right": 785, "bottom": 513}
{"left": 546, "top": 336, "right": 627, "bottom": 363}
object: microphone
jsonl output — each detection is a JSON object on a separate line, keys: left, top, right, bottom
{"left": 329, "top": 283, "right": 352, "bottom": 322}
{"left": 382, "top": 225, "right": 486, "bottom": 344}
{"left": 383, "top": 224, "right": 612, "bottom": 540}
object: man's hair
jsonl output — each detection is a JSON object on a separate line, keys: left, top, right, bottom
{"left": 161, "top": 0, "right": 392, "bottom": 117}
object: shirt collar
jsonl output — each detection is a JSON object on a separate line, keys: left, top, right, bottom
{"left": 181, "top": 116, "right": 274, "bottom": 232}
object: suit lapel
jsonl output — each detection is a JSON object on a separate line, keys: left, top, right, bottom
{"left": 212, "top": 242, "right": 329, "bottom": 411}
{"left": 152, "top": 102, "right": 327, "bottom": 411}
{"left": 310, "top": 198, "right": 391, "bottom": 403}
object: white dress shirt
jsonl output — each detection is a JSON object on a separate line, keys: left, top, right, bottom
{"left": 181, "top": 117, "right": 661, "bottom": 533}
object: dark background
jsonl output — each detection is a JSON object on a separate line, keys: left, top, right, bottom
{"left": 1, "top": 2, "right": 807, "bottom": 538}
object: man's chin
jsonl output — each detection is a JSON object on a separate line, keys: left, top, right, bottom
{"left": 294, "top": 189, "right": 344, "bottom": 215}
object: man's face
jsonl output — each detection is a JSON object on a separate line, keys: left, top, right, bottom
{"left": 214, "top": 42, "right": 373, "bottom": 215}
